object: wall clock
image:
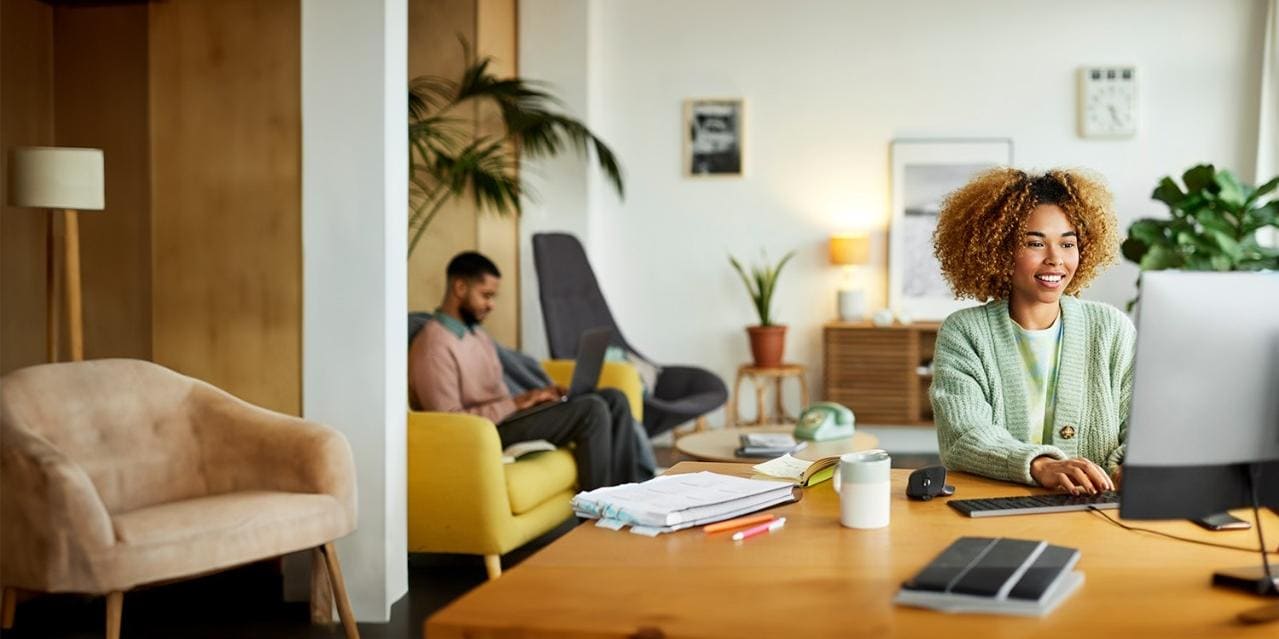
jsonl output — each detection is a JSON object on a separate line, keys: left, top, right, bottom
{"left": 1078, "top": 66, "right": 1138, "bottom": 139}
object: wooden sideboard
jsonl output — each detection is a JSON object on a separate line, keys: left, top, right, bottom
{"left": 823, "top": 321, "right": 940, "bottom": 426}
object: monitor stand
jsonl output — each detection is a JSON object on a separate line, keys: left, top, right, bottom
{"left": 1216, "top": 507, "right": 1279, "bottom": 625}
{"left": 1213, "top": 566, "right": 1278, "bottom": 596}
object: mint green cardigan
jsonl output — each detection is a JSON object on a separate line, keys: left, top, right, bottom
{"left": 930, "top": 296, "right": 1136, "bottom": 485}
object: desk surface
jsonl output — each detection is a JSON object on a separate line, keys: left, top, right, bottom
{"left": 427, "top": 463, "right": 1279, "bottom": 638}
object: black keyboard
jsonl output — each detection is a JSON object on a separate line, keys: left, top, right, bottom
{"left": 948, "top": 492, "right": 1119, "bottom": 518}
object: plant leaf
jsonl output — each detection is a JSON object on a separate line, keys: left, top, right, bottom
{"left": 1151, "top": 177, "right": 1185, "bottom": 209}
{"left": 1120, "top": 237, "right": 1149, "bottom": 264}
{"left": 1213, "top": 169, "right": 1247, "bottom": 208}
{"left": 1139, "top": 243, "right": 1183, "bottom": 271}
{"left": 1209, "top": 229, "right": 1242, "bottom": 261}
{"left": 1182, "top": 164, "right": 1216, "bottom": 193}
{"left": 1244, "top": 176, "right": 1279, "bottom": 207}
{"left": 1128, "top": 219, "right": 1166, "bottom": 244}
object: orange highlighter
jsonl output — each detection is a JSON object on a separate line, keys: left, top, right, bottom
{"left": 702, "top": 514, "right": 775, "bottom": 534}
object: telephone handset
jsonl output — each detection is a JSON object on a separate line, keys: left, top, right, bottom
{"left": 793, "top": 401, "right": 855, "bottom": 442}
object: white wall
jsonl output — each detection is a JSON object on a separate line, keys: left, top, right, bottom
{"left": 518, "top": 0, "right": 595, "bottom": 356}
{"left": 301, "top": 0, "right": 408, "bottom": 621}
{"left": 521, "top": 0, "right": 1268, "bottom": 422}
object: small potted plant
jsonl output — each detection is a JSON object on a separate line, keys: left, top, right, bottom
{"left": 1122, "top": 164, "right": 1278, "bottom": 307}
{"left": 730, "top": 250, "right": 796, "bottom": 367}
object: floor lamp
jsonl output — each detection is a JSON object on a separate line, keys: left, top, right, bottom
{"left": 7, "top": 147, "right": 105, "bottom": 362}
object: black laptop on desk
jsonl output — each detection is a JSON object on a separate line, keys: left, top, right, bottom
{"left": 511, "top": 327, "right": 613, "bottom": 419}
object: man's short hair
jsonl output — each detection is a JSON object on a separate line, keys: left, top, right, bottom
{"left": 446, "top": 251, "right": 501, "bottom": 282}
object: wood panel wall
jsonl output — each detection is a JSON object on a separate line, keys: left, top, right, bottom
{"left": 0, "top": 0, "right": 54, "bottom": 375}
{"left": 3, "top": 0, "right": 515, "bottom": 411}
{"left": 149, "top": 0, "right": 301, "bottom": 414}
{"left": 475, "top": 0, "right": 520, "bottom": 347}
{"left": 408, "top": 0, "right": 520, "bottom": 348}
{"left": 53, "top": 4, "right": 152, "bottom": 363}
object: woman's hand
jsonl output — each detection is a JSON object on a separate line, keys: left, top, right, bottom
{"left": 1030, "top": 456, "right": 1115, "bottom": 494}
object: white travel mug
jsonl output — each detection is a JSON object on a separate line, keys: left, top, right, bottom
{"left": 832, "top": 449, "right": 892, "bottom": 529}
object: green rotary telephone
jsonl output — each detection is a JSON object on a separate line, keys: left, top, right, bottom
{"left": 793, "top": 401, "right": 855, "bottom": 442}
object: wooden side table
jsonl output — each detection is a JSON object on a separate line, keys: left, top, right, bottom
{"left": 726, "top": 364, "right": 809, "bottom": 427}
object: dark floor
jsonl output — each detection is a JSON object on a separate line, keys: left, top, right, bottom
{"left": 0, "top": 517, "right": 575, "bottom": 639}
{"left": 1, "top": 446, "right": 939, "bottom": 639}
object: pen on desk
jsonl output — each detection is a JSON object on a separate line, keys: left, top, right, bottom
{"left": 731, "top": 517, "right": 786, "bottom": 542}
{"left": 703, "top": 514, "right": 775, "bottom": 534}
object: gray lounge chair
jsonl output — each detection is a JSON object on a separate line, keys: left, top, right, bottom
{"left": 532, "top": 232, "right": 728, "bottom": 437}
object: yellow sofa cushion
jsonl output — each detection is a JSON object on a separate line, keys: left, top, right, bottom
{"left": 502, "top": 449, "right": 576, "bottom": 515}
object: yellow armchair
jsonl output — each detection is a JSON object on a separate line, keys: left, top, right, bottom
{"left": 407, "top": 361, "right": 642, "bottom": 580}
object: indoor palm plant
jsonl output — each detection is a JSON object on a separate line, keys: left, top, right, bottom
{"left": 1122, "top": 164, "right": 1278, "bottom": 307}
{"left": 407, "top": 44, "right": 623, "bottom": 255}
{"left": 730, "top": 250, "right": 795, "bottom": 367}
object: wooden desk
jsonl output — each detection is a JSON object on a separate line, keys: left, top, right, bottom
{"left": 427, "top": 464, "right": 1279, "bottom": 638}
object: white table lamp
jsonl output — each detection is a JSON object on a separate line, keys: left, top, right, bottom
{"left": 7, "top": 146, "right": 105, "bottom": 361}
{"left": 829, "top": 233, "right": 869, "bottom": 321}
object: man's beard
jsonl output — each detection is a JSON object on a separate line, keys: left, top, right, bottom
{"left": 459, "top": 305, "right": 482, "bottom": 327}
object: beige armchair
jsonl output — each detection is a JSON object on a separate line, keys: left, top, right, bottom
{"left": 0, "top": 359, "right": 360, "bottom": 639}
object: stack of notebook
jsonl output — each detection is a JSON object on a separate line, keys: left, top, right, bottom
{"left": 571, "top": 471, "right": 798, "bottom": 536}
{"left": 735, "top": 432, "right": 807, "bottom": 457}
{"left": 895, "top": 537, "right": 1083, "bottom": 616}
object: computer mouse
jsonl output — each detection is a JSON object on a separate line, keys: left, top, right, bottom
{"left": 906, "top": 465, "right": 956, "bottom": 501}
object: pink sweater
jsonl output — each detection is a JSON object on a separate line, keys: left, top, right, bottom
{"left": 409, "top": 317, "right": 516, "bottom": 423}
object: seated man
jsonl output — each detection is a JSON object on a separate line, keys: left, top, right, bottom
{"left": 411, "top": 251, "right": 648, "bottom": 490}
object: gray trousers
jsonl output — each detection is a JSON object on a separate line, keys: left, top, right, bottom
{"left": 499, "top": 388, "right": 650, "bottom": 490}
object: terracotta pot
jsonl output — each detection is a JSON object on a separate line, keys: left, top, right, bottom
{"left": 746, "top": 325, "right": 787, "bottom": 367}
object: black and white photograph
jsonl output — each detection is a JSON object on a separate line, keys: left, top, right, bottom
{"left": 684, "top": 98, "right": 743, "bottom": 176}
{"left": 889, "top": 139, "right": 1013, "bottom": 319}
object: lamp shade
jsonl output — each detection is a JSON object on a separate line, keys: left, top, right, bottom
{"left": 829, "top": 234, "right": 869, "bottom": 266}
{"left": 7, "top": 146, "right": 104, "bottom": 210}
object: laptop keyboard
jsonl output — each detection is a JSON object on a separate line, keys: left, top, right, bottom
{"left": 948, "top": 492, "right": 1119, "bottom": 518}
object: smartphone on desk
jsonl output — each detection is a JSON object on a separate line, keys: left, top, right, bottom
{"left": 1193, "top": 512, "right": 1251, "bottom": 531}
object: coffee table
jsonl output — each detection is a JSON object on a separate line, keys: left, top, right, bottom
{"left": 674, "top": 425, "right": 878, "bottom": 462}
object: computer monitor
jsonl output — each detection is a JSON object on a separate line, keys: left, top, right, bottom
{"left": 1121, "top": 270, "right": 1279, "bottom": 521}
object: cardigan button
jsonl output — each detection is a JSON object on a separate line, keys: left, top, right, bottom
{"left": 1059, "top": 425, "right": 1076, "bottom": 440}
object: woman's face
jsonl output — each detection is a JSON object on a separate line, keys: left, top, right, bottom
{"left": 1010, "top": 204, "right": 1079, "bottom": 306}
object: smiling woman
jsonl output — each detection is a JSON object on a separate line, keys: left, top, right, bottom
{"left": 927, "top": 168, "right": 1135, "bottom": 495}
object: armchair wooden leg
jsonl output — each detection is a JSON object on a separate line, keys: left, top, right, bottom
{"left": 2, "top": 587, "right": 16, "bottom": 629}
{"left": 310, "top": 547, "right": 335, "bottom": 623}
{"left": 484, "top": 554, "right": 502, "bottom": 580}
{"left": 106, "top": 591, "right": 123, "bottom": 639}
{"left": 694, "top": 416, "right": 709, "bottom": 432}
{"left": 319, "top": 543, "right": 360, "bottom": 639}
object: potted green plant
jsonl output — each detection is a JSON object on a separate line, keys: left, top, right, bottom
{"left": 407, "top": 43, "right": 623, "bottom": 255}
{"left": 1122, "top": 164, "right": 1278, "bottom": 307}
{"left": 730, "top": 250, "right": 796, "bottom": 367}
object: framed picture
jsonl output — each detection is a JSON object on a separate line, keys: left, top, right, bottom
{"left": 684, "top": 98, "right": 744, "bottom": 177}
{"left": 888, "top": 138, "right": 1014, "bottom": 320}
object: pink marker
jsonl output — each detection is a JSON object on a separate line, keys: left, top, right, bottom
{"left": 731, "top": 517, "right": 786, "bottom": 542}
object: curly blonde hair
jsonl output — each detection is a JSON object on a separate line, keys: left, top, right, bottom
{"left": 932, "top": 167, "right": 1120, "bottom": 301}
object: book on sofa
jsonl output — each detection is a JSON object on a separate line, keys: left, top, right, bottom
{"left": 894, "top": 536, "right": 1083, "bottom": 617}
{"left": 501, "top": 440, "right": 557, "bottom": 464}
